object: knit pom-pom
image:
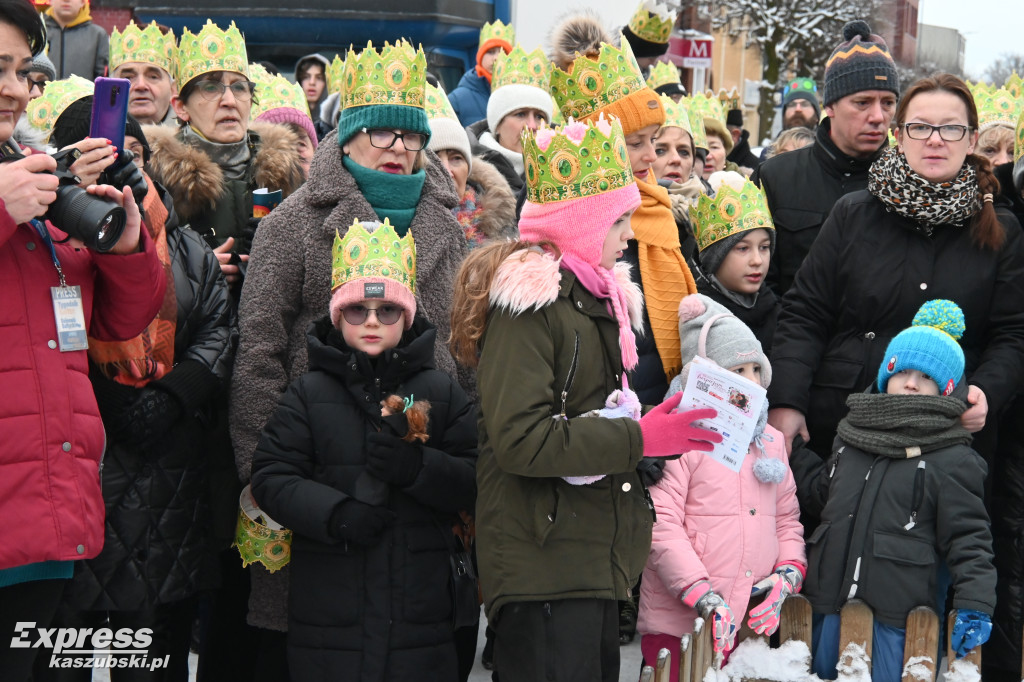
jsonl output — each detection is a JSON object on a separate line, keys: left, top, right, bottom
{"left": 678, "top": 293, "right": 707, "bottom": 322}
{"left": 843, "top": 20, "right": 872, "bottom": 42}
{"left": 912, "top": 299, "right": 965, "bottom": 340}
{"left": 753, "top": 457, "right": 787, "bottom": 485}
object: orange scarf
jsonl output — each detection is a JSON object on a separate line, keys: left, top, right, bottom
{"left": 632, "top": 174, "right": 698, "bottom": 380}
{"left": 88, "top": 177, "right": 177, "bottom": 386}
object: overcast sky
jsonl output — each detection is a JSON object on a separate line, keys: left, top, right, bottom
{"left": 919, "top": 0, "right": 1024, "bottom": 79}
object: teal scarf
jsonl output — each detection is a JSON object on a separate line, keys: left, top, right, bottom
{"left": 342, "top": 156, "right": 426, "bottom": 234}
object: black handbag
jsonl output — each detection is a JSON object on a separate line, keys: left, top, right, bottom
{"left": 449, "top": 534, "right": 479, "bottom": 629}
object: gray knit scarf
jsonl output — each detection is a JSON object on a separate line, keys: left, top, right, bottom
{"left": 837, "top": 392, "right": 972, "bottom": 458}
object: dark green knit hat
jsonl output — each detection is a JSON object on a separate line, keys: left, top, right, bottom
{"left": 823, "top": 21, "right": 899, "bottom": 105}
{"left": 337, "top": 104, "right": 431, "bottom": 148}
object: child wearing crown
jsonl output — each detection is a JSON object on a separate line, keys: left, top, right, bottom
{"left": 798, "top": 301, "right": 996, "bottom": 679}
{"left": 450, "top": 115, "right": 721, "bottom": 681}
{"left": 250, "top": 219, "right": 478, "bottom": 682}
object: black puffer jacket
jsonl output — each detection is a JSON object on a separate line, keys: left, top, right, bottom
{"left": 695, "top": 273, "right": 778, "bottom": 356}
{"left": 251, "top": 316, "right": 477, "bottom": 682}
{"left": 769, "top": 190, "right": 1024, "bottom": 459}
{"left": 70, "top": 184, "right": 235, "bottom": 610}
{"left": 752, "top": 118, "right": 887, "bottom": 295}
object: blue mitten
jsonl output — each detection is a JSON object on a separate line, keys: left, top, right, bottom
{"left": 950, "top": 609, "right": 992, "bottom": 658}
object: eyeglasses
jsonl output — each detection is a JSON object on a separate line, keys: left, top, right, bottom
{"left": 194, "top": 79, "right": 256, "bottom": 102}
{"left": 28, "top": 77, "right": 47, "bottom": 93}
{"left": 340, "top": 304, "right": 404, "bottom": 326}
{"left": 902, "top": 122, "right": 970, "bottom": 142}
{"left": 360, "top": 128, "right": 427, "bottom": 151}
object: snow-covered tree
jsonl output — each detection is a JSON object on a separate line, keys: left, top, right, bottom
{"left": 687, "top": 0, "right": 877, "bottom": 139}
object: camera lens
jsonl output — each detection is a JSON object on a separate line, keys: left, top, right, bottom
{"left": 48, "top": 185, "right": 126, "bottom": 252}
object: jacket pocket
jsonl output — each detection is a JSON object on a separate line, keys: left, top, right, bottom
{"left": 402, "top": 528, "right": 453, "bottom": 624}
{"left": 812, "top": 357, "right": 864, "bottom": 391}
{"left": 873, "top": 531, "right": 934, "bottom": 566}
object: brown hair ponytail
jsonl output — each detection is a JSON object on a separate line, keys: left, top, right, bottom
{"left": 967, "top": 152, "right": 1004, "bottom": 250}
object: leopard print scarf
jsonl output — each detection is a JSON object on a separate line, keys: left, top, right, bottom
{"left": 868, "top": 145, "right": 979, "bottom": 234}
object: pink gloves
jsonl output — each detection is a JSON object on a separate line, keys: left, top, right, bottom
{"left": 640, "top": 394, "right": 722, "bottom": 458}
{"left": 747, "top": 565, "right": 803, "bottom": 635}
{"left": 682, "top": 580, "right": 736, "bottom": 654}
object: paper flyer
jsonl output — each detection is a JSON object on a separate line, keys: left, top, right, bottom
{"left": 677, "top": 356, "right": 767, "bottom": 472}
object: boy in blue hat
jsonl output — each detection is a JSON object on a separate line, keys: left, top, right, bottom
{"left": 799, "top": 300, "right": 996, "bottom": 680}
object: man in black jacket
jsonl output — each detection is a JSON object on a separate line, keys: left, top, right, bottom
{"left": 752, "top": 20, "right": 899, "bottom": 296}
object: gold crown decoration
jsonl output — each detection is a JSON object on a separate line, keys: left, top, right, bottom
{"left": 550, "top": 36, "right": 648, "bottom": 121}
{"left": 175, "top": 20, "right": 249, "bottom": 88}
{"left": 718, "top": 86, "right": 740, "bottom": 111}
{"left": 627, "top": 1, "right": 676, "bottom": 45}
{"left": 968, "top": 80, "right": 994, "bottom": 102}
{"left": 1006, "top": 72, "right": 1023, "bottom": 99}
{"left": 490, "top": 45, "right": 552, "bottom": 93}
{"left": 1016, "top": 108, "right": 1024, "bottom": 163}
{"left": 252, "top": 73, "right": 312, "bottom": 119}
{"left": 332, "top": 218, "right": 416, "bottom": 293}
{"left": 109, "top": 21, "right": 176, "bottom": 76}
{"left": 690, "top": 173, "right": 775, "bottom": 252}
{"left": 234, "top": 486, "right": 291, "bottom": 573}
{"left": 424, "top": 83, "right": 458, "bottom": 120}
{"left": 342, "top": 40, "right": 427, "bottom": 110}
{"left": 247, "top": 62, "right": 270, "bottom": 82}
{"left": 689, "top": 91, "right": 725, "bottom": 125}
{"left": 975, "top": 86, "right": 1022, "bottom": 131}
{"left": 327, "top": 54, "right": 346, "bottom": 96}
{"left": 479, "top": 19, "right": 515, "bottom": 50}
{"left": 522, "top": 114, "right": 635, "bottom": 204}
{"left": 659, "top": 94, "right": 692, "bottom": 137}
{"left": 646, "top": 60, "right": 681, "bottom": 91}
{"left": 26, "top": 75, "right": 94, "bottom": 140}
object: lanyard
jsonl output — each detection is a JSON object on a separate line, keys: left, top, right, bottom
{"left": 31, "top": 219, "right": 67, "bottom": 287}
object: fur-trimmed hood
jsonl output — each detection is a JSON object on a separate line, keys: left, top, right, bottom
{"left": 489, "top": 247, "right": 644, "bottom": 331}
{"left": 143, "top": 121, "right": 304, "bottom": 223}
{"left": 466, "top": 156, "right": 518, "bottom": 242}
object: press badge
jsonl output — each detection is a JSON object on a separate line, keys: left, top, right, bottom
{"left": 51, "top": 286, "right": 89, "bottom": 352}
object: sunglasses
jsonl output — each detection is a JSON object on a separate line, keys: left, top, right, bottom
{"left": 341, "top": 304, "right": 403, "bottom": 326}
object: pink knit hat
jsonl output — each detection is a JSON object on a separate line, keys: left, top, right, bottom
{"left": 255, "top": 107, "right": 319, "bottom": 149}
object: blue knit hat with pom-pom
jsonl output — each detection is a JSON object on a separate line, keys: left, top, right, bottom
{"left": 877, "top": 300, "right": 965, "bottom": 396}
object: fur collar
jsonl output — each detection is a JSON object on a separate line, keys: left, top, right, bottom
{"left": 467, "top": 157, "right": 517, "bottom": 241}
{"left": 143, "top": 121, "right": 304, "bottom": 223}
{"left": 490, "top": 248, "right": 644, "bottom": 331}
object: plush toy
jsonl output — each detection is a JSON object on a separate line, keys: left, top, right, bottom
{"left": 381, "top": 394, "right": 431, "bottom": 443}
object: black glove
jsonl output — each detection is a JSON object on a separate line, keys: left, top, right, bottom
{"left": 330, "top": 499, "right": 395, "bottom": 546}
{"left": 366, "top": 431, "right": 423, "bottom": 488}
{"left": 117, "top": 386, "right": 182, "bottom": 448}
{"left": 102, "top": 149, "right": 148, "bottom": 204}
{"left": 637, "top": 457, "right": 667, "bottom": 488}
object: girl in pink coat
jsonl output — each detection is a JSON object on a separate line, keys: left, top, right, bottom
{"left": 637, "top": 294, "right": 806, "bottom": 674}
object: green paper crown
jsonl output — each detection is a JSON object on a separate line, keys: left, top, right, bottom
{"left": 689, "top": 91, "right": 725, "bottom": 125}
{"left": 523, "top": 115, "right": 635, "bottom": 204}
{"left": 659, "top": 94, "right": 692, "bottom": 137}
{"left": 491, "top": 45, "right": 551, "bottom": 93}
{"left": 628, "top": 0, "right": 675, "bottom": 44}
{"left": 327, "top": 54, "right": 346, "bottom": 96}
{"left": 234, "top": 486, "right": 291, "bottom": 573}
{"left": 342, "top": 40, "right": 427, "bottom": 110}
{"left": 424, "top": 83, "right": 458, "bottom": 120}
{"left": 26, "top": 75, "right": 94, "bottom": 140}
{"left": 332, "top": 218, "right": 417, "bottom": 293}
{"left": 176, "top": 20, "right": 248, "bottom": 87}
{"left": 247, "top": 62, "right": 270, "bottom": 82}
{"left": 685, "top": 97, "right": 708, "bottom": 149}
{"left": 479, "top": 20, "right": 515, "bottom": 50}
{"left": 550, "top": 36, "right": 647, "bottom": 121}
{"left": 1016, "top": 109, "right": 1024, "bottom": 162}
{"left": 549, "top": 95, "right": 565, "bottom": 127}
{"left": 718, "top": 86, "right": 740, "bottom": 111}
{"left": 975, "top": 86, "right": 1022, "bottom": 130}
{"left": 690, "top": 175, "right": 774, "bottom": 252}
{"left": 1006, "top": 72, "right": 1022, "bottom": 99}
{"left": 109, "top": 21, "right": 176, "bottom": 76}
{"left": 968, "top": 80, "right": 993, "bottom": 101}
{"left": 252, "top": 73, "right": 311, "bottom": 119}
{"left": 646, "top": 61, "right": 681, "bottom": 90}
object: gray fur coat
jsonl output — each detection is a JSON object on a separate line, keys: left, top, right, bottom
{"left": 230, "top": 132, "right": 468, "bottom": 630}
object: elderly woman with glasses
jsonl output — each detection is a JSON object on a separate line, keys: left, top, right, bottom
{"left": 229, "top": 40, "right": 472, "bottom": 642}
{"left": 144, "top": 21, "right": 304, "bottom": 291}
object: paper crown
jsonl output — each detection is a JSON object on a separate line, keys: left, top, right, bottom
{"left": 342, "top": 40, "right": 427, "bottom": 110}
{"left": 646, "top": 60, "right": 681, "bottom": 90}
{"left": 252, "top": 72, "right": 311, "bottom": 119}
{"left": 974, "top": 86, "right": 1022, "bottom": 131}
{"left": 479, "top": 19, "right": 515, "bottom": 50}
{"left": 109, "top": 21, "right": 176, "bottom": 76}
{"left": 550, "top": 37, "right": 648, "bottom": 121}
{"left": 234, "top": 485, "right": 291, "bottom": 573}
{"left": 627, "top": 1, "right": 675, "bottom": 45}
{"left": 684, "top": 96, "right": 708, "bottom": 149}
{"left": 1006, "top": 72, "right": 1023, "bottom": 99}
{"left": 424, "top": 82, "right": 458, "bottom": 120}
{"left": 659, "top": 94, "right": 692, "bottom": 137}
{"left": 1016, "top": 108, "right": 1024, "bottom": 162}
{"left": 522, "top": 114, "right": 634, "bottom": 204}
{"left": 490, "top": 45, "right": 551, "bottom": 93}
{"left": 689, "top": 91, "right": 725, "bottom": 125}
{"left": 718, "top": 86, "right": 741, "bottom": 111}
{"left": 327, "top": 54, "right": 346, "bottom": 96}
{"left": 332, "top": 218, "right": 416, "bottom": 293}
{"left": 176, "top": 20, "right": 249, "bottom": 88}
{"left": 26, "top": 75, "right": 94, "bottom": 139}
{"left": 690, "top": 174, "right": 774, "bottom": 252}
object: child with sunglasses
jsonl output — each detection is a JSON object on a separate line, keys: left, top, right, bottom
{"left": 250, "top": 218, "right": 478, "bottom": 682}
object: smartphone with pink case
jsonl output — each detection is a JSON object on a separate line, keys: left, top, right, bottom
{"left": 89, "top": 77, "right": 131, "bottom": 151}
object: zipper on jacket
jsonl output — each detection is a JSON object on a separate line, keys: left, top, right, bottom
{"left": 904, "top": 460, "right": 926, "bottom": 531}
{"left": 559, "top": 332, "right": 580, "bottom": 420}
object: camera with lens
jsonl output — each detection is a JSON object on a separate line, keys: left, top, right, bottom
{"left": 0, "top": 144, "right": 127, "bottom": 252}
